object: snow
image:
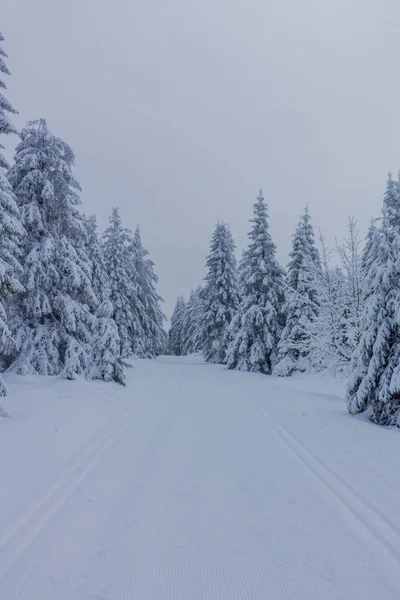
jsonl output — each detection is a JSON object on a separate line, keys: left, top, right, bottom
{"left": 1, "top": 357, "right": 400, "bottom": 599}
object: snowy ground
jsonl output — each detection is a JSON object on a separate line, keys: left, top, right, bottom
{"left": 1, "top": 356, "right": 400, "bottom": 599}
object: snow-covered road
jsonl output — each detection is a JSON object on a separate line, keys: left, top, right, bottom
{"left": 1, "top": 356, "right": 400, "bottom": 599}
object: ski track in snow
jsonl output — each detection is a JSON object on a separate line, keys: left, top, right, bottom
{"left": 0, "top": 357, "right": 400, "bottom": 599}
{"left": 0, "top": 400, "right": 145, "bottom": 582}
{"left": 0, "top": 372, "right": 166, "bottom": 582}
{"left": 243, "top": 393, "right": 400, "bottom": 571}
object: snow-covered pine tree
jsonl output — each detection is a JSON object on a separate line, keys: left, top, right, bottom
{"left": 85, "top": 214, "right": 109, "bottom": 306}
{"left": 0, "top": 32, "right": 24, "bottom": 395}
{"left": 89, "top": 299, "right": 127, "bottom": 385}
{"left": 181, "top": 289, "right": 195, "bottom": 355}
{"left": 347, "top": 174, "right": 400, "bottom": 425}
{"left": 226, "top": 190, "right": 285, "bottom": 373}
{"left": 127, "top": 252, "right": 148, "bottom": 359}
{"left": 304, "top": 233, "right": 350, "bottom": 373}
{"left": 298, "top": 223, "right": 364, "bottom": 375}
{"left": 169, "top": 296, "right": 186, "bottom": 356}
{"left": 132, "top": 226, "right": 166, "bottom": 357}
{"left": 0, "top": 32, "right": 18, "bottom": 170}
{"left": 361, "top": 218, "right": 381, "bottom": 279}
{"left": 336, "top": 217, "right": 364, "bottom": 356}
{"left": 102, "top": 207, "right": 140, "bottom": 359}
{"left": 274, "top": 206, "right": 320, "bottom": 376}
{"left": 202, "top": 221, "right": 239, "bottom": 364}
{"left": 8, "top": 119, "right": 96, "bottom": 379}
{"left": 85, "top": 214, "right": 127, "bottom": 385}
{"left": 182, "top": 285, "right": 204, "bottom": 355}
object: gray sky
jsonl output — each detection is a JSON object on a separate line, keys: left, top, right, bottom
{"left": 3, "top": 0, "right": 400, "bottom": 316}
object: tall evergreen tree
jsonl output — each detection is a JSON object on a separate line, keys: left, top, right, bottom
{"left": 274, "top": 207, "right": 320, "bottom": 376}
{"left": 336, "top": 217, "right": 364, "bottom": 359}
{"left": 132, "top": 226, "right": 166, "bottom": 356}
{"left": 347, "top": 174, "right": 400, "bottom": 425}
{"left": 226, "top": 191, "right": 285, "bottom": 373}
{"left": 85, "top": 215, "right": 109, "bottom": 305}
{"left": 202, "top": 221, "right": 239, "bottom": 364}
{"left": 169, "top": 296, "right": 186, "bottom": 356}
{"left": 8, "top": 119, "right": 96, "bottom": 378}
{"left": 361, "top": 218, "right": 381, "bottom": 279}
{"left": 181, "top": 289, "right": 195, "bottom": 355}
{"left": 307, "top": 240, "right": 350, "bottom": 374}
{"left": 85, "top": 214, "right": 127, "bottom": 384}
{"left": 0, "top": 32, "right": 24, "bottom": 394}
{"left": 102, "top": 207, "right": 139, "bottom": 359}
{"left": 0, "top": 32, "right": 18, "bottom": 169}
{"left": 182, "top": 285, "right": 204, "bottom": 355}
{"left": 89, "top": 299, "right": 127, "bottom": 385}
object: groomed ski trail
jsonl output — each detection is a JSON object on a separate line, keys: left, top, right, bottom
{"left": 0, "top": 372, "right": 167, "bottom": 584}
{"left": 0, "top": 356, "right": 399, "bottom": 599}
{"left": 244, "top": 393, "right": 400, "bottom": 570}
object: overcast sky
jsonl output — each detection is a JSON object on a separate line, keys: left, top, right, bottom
{"left": 3, "top": 0, "right": 400, "bottom": 316}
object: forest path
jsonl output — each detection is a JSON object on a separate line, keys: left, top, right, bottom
{"left": 0, "top": 356, "right": 399, "bottom": 599}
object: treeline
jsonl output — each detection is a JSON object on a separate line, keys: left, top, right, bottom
{"left": 170, "top": 184, "right": 400, "bottom": 428}
{"left": 0, "top": 32, "right": 166, "bottom": 394}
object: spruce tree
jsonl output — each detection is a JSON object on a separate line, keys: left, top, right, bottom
{"left": 361, "top": 218, "right": 381, "bottom": 279}
{"left": 308, "top": 247, "right": 350, "bottom": 373}
{"left": 89, "top": 299, "right": 127, "bottom": 385}
{"left": 274, "top": 207, "right": 320, "bottom": 376}
{"left": 346, "top": 174, "right": 400, "bottom": 425}
{"left": 102, "top": 207, "right": 139, "bottom": 359}
{"left": 202, "top": 222, "right": 239, "bottom": 364}
{"left": 132, "top": 226, "right": 166, "bottom": 356}
{"left": 0, "top": 32, "right": 18, "bottom": 169}
{"left": 8, "top": 119, "right": 96, "bottom": 378}
{"left": 85, "top": 215, "right": 109, "bottom": 305}
{"left": 0, "top": 32, "right": 24, "bottom": 394}
{"left": 226, "top": 190, "right": 285, "bottom": 373}
{"left": 85, "top": 214, "right": 127, "bottom": 384}
{"left": 183, "top": 285, "right": 204, "bottom": 355}
{"left": 169, "top": 296, "right": 186, "bottom": 356}
{"left": 336, "top": 217, "right": 364, "bottom": 359}
{"left": 181, "top": 289, "right": 195, "bottom": 355}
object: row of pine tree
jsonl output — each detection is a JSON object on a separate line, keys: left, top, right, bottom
{"left": 0, "top": 32, "right": 166, "bottom": 394}
{"left": 170, "top": 183, "right": 400, "bottom": 428}
{"left": 4, "top": 28, "right": 400, "bottom": 428}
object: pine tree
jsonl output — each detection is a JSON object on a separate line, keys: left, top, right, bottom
{"left": 169, "top": 296, "right": 186, "bottom": 356}
{"left": 89, "top": 299, "right": 127, "bottom": 385}
{"left": 182, "top": 285, "right": 204, "bottom": 355}
{"left": 0, "top": 32, "right": 24, "bottom": 395}
{"left": 361, "top": 218, "right": 381, "bottom": 279}
{"left": 346, "top": 174, "right": 400, "bottom": 425}
{"left": 0, "top": 32, "right": 18, "bottom": 169}
{"left": 85, "top": 215, "right": 110, "bottom": 305}
{"left": 314, "top": 270, "right": 347, "bottom": 371}
{"left": 291, "top": 224, "right": 364, "bottom": 376}
{"left": 336, "top": 217, "right": 364, "bottom": 357}
{"left": 8, "top": 119, "right": 96, "bottom": 379}
{"left": 226, "top": 190, "right": 285, "bottom": 373}
{"left": 102, "top": 207, "right": 139, "bottom": 359}
{"left": 181, "top": 289, "right": 195, "bottom": 355}
{"left": 132, "top": 226, "right": 166, "bottom": 356}
{"left": 85, "top": 214, "right": 127, "bottom": 384}
{"left": 274, "top": 206, "right": 320, "bottom": 376}
{"left": 202, "top": 222, "right": 239, "bottom": 364}
{"left": 300, "top": 233, "right": 350, "bottom": 373}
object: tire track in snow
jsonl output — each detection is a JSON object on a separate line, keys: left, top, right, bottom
{"left": 242, "top": 393, "right": 400, "bottom": 570}
{"left": 0, "top": 373, "right": 165, "bottom": 584}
